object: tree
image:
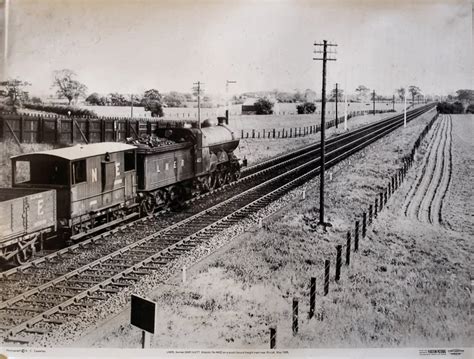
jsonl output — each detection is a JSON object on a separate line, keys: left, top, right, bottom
{"left": 31, "top": 96, "right": 42, "bottom": 104}
{"left": 85, "top": 92, "right": 103, "bottom": 105}
{"left": 254, "top": 98, "right": 273, "bottom": 115}
{"left": 355, "top": 85, "right": 370, "bottom": 101}
{"left": 408, "top": 85, "right": 421, "bottom": 104}
{"left": 296, "top": 102, "right": 316, "bottom": 114}
{"left": 329, "top": 88, "right": 344, "bottom": 102}
{"left": 108, "top": 92, "right": 127, "bottom": 106}
{"left": 0, "top": 79, "right": 31, "bottom": 107}
{"left": 456, "top": 89, "right": 474, "bottom": 103}
{"left": 293, "top": 90, "right": 305, "bottom": 103}
{"left": 142, "top": 89, "right": 163, "bottom": 117}
{"left": 304, "top": 89, "right": 317, "bottom": 102}
{"left": 52, "top": 69, "right": 87, "bottom": 105}
{"left": 396, "top": 87, "right": 406, "bottom": 101}
{"left": 164, "top": 91, "right": 186, "bottom": 107}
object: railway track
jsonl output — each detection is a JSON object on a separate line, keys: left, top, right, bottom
{"left": 0, "top": 104, "right": 435, "bottom": 344}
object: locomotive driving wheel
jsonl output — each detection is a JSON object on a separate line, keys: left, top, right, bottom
{"left": 232, "top": 169, "right": 241, "bottom": 181}
{"left": 216, "top": 170, "right": 226, "bottom": 188}
{"left": 209, "top": 172, "right": 218, "bottom": 191}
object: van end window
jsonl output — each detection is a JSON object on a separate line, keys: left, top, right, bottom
{"left": 124, "top": 150, "right": 135, "bottom": 172}
{"left": 72, "top": 160, "right": 87, "bottom": 184}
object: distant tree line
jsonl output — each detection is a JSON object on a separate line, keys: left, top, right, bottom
{"left": 85, "top": 90, "right": 194, "bottom": 108}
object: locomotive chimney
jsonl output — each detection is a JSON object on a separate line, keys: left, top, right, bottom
{"left": 217, "top": 116, "right": 226, "bottom": 126}
{"left": 225, "top": 109, "right": 229, "bottom": 125}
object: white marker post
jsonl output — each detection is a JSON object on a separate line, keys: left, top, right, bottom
{"left": 404, "top": 87, "right": 407, "bottom": 128}
{"left": 182, "top": 265, "right": 187, "bottom": 283}
{"left": 344, "top": 91, "right": 348, "bottom": 131}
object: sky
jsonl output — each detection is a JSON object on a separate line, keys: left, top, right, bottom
{"left": 3, "top": 0, "right": 473, "bottom": 97}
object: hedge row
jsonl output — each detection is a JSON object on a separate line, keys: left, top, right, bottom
{"left": 436, "top": 101, "right": 464, "bottom": 114}
{"left": 23, "top": 103, "right": 97, "bottom": 117}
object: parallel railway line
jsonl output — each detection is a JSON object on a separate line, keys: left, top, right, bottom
{"left": 0, "top": 104, "right": 435, "bottom": 344}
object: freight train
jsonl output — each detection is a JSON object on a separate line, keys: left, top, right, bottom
{"left": 0, "top": 118, "right": 241, "bottom": 264}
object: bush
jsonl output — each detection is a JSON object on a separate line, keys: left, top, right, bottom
{"left": 296, "top": 102, "right": 316, "bottom": 114}
{"left": 254, "top": 98, "right": 273, "bottom": 115}
{"left": 436, "top": 101, "right": 464, "bottom": 114}
{"left": 466, "top": 104, "right": 474, "bottom": 114}
{"left": 23, "top": 103, "right": 97, "bottom": 117}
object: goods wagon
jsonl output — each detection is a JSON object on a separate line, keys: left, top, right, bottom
{"left": 0, "top": 188, "right": 56, "bottom": 264}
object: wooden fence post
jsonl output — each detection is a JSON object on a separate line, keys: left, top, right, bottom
{"left": 309, "top": 277, "right": 316, "bottom": 319}
{"left": 100, "top": 119, "right": 105, "bottom": 142}
{"left": 324, "top": 259, "right": 330, "bottom": 296}
{"left": 379, "top": 192, "right": 384, "bottom": 209}
{"left": 70, "top": 117, "right": 75, "bottom": 144}
{"left": 354, "top": 221, "right": 359, "bottom": 252}
{"left": 270, "top": 327, "right": 276, "bottom": 349}
{"left": 346, "top": 231, "right": 351, "bottom": 265}
{"left": 292, "top": 298, "right": 299, "bottom": 335}
{"left": 362, "top": 212, "right": 367, "bottom": 238}
{"left": 374, "top": 198, "right": 378, "bottom": 218}
{"left": 19, "top": 115, "right": 24, "bottom": 143}
{"left": 369, "top": 204, "right": 373, "bottom": 225}
{"left": 38, "top": 117, "right": 44, "bottom": 143}
{"left": 335, "top": 245, "right": 342, "bottom": 282}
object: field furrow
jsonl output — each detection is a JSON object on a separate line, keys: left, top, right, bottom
{"left": 428, "top": 115, "right": 453, "bottom": 224}
{"left": 403, "top": 116, "right": 445, "bottom": 219}
{"left": 403, "top": 114, "right": 453, "bottom": 225}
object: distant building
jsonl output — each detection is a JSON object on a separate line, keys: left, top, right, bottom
{"left": 241, "top": 98, "right": 257, "bottom": 115}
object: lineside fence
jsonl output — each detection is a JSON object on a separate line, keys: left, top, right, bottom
{"left": 266, "top": 112, "right": 438, "bottom": 349}
{"left": 239, "top": 109, "right": 395, "bottom": 139}
{"left": 0, "top": 109, "right": 395, "bottom": 146}
{"left": 0, "top": 112, "right": 192, "bottom": 146}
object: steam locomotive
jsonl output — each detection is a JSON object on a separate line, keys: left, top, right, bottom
{"left": 0, "top": 117, "right": 241, "bottom": 264}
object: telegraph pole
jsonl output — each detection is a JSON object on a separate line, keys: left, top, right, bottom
{"left": 372, "top": 90, "right": 376, "bottom": 115}
{"left": 130, "top": 94, "right": 134, "bottom": 118}
{"left": 226, "top": 80, "right": 237, "bottom": 124}
{"left": 392, "top": 94, "right": 395, "bottom": 111}
{"left": 343, "top": 90, "right": 348, "bottom": 131}
{"left": 314, "top": 40, "right": 337, "bottom": 229}
{"left": 404, "top": 87, "right": 407, "bottom": 127}
{"left": 335, "top": 83, "right": 338, "bottom": 128}
{"left": 193, "top": 81, "right": 204, "bottom": 129}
